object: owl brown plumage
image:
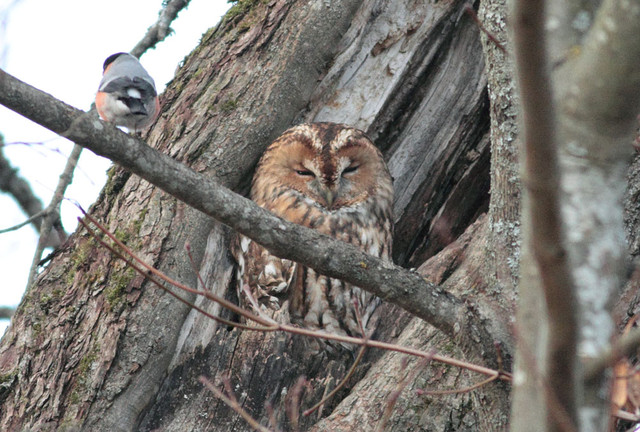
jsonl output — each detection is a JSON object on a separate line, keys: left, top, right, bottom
{"left": 232, "top": 122, "right": 393, "bottom": 345}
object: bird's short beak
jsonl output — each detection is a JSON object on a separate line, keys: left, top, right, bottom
{"left": 321, "top": 187, "right": 336, "bottom": 208}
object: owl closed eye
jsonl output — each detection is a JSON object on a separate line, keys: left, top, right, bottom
{"left": 232, "top": 122, "right": 394, "bottom": 347}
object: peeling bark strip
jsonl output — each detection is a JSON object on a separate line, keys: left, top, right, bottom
{"left": 0, "top": 0, "right": 512, "bottom": 431}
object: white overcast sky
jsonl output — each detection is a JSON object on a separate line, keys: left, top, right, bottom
{"left": 0, "top": 0, "right": 230, "bottom": 334}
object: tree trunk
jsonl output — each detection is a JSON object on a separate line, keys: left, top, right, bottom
{"left": 0, "top": 1, "right": 519, "bottom": 431}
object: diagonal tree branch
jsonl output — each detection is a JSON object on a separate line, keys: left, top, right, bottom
{"left": 0, "top": 68, "right": 504, "bottom": 359}
{"left": 130, "top": 0, "right": 192, "bottom": 58}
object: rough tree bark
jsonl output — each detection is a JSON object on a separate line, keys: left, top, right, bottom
{"left": 11, "top": 0, "right": 635, "bottom": 430}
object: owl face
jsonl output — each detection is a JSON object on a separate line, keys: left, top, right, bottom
{"left": 252, "top": 123, "right": 390, "bottom": 212}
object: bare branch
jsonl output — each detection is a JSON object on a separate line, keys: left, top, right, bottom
{"left": 375, "top": 357, "right": 431, "bottom": 432}
{"left": 199, "top": 376, "right": 273, "bottom": 432}
{"left": 0, "top": 208, "right": 46, "bottom": 234}
{"left": 511, "top": 0, "right": 577, "bottom": 428}
{"left": 25, "top": 144, "right": 79, "bottom": 288}
{"left": 613, "top": 409, "right": 640, "bottom": 423}
{"left": 0, "top": 68, "right": 502, "bottom": 354}
{"left": 0, "top": 145, "right": 43, "bottom": 229}
{"left": 130, "top": 0, "right": 192, "bottom": 58}
{"left": 416, "top": 374, "right": 498, "bottom": 396}
{"left": 585, "top": 326, "right": 640, "bottom": 382}
{"left": 0, "top": 306, "right": 15, "bottom": 319}
{"left": 463, "top": 5, "right": 506, "bottom": 53}
{"left": 515, "top": 328, "right": 578, "bottom": 432}
{"left": 0, "top": 144, "right": 65, "bottom": 245}
{"left": 303, "top": 345, "right": 367, "bottom": 417}
{"left": 557, "top": 0, "right": 640, "bottom": 148}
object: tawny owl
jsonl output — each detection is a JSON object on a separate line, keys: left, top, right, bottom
{"left": 232, "top": 122, "right": 393, "bottom": 344}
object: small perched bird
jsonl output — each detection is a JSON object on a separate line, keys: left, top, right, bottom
{"left": 95, "top": 52, "right": 159, "bottom": 132}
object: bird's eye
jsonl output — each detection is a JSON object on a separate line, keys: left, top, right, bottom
{"left": 296, "top": 169, "right": 315, "bottom": 177}
{"left": 343, "top": 165, "right": 359, "bottom": 175}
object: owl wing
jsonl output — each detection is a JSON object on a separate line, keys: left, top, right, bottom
{"left": 232, "top": 233, "right": 298, "bottom": 311}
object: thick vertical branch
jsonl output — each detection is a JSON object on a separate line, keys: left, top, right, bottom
{"left": 511, "top": 1, "right": 577, "bottom": 430}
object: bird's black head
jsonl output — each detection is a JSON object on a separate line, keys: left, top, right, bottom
{"left": 102, "top": 52, "right": 129, "bottom": 71}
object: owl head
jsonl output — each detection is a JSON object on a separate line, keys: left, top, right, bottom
{"left": 251, "top": 123, "right": 392, "bottom": 212}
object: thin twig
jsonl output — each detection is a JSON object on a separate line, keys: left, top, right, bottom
{"left": 26, "top": 144, "right": 80, "bottom": 289}
{"left": 464, "top": 5, "right": 506, "bottom": 53}
{"left": 375, "top": 356, "right": 432, "bottom": 432}
{"left": 0, "top": 306, "right": 16, "bottom": 319}
{"left": 264, "top": 402, "right": 281, "bottom": 432}
{"left": 241, "top": 283, "right": 280, "bottom": 324}
{"left": 199, "top": 376, "right": 273, "bottom": 432}
{"left": 0, "top": 144, "right": 66, "bottom": 242}
{"left": 303, "top": 344, "right": 367, "bottom": 416}
{"left": 79, "top": 210, "right": 277, "bottom": 329}
{"left": 614, "top": 409, "right": 640, "bottom": 422}
{"left": 495, "top": 341, "right": 504, "bottom": 373}
{"left": 286, "top": 377, "right": 309, "bottom": 432}
{"left": 0, "top": 208, "right": 48, "bottom": 234}
{"left": 185, "top": 243, "right": 206, "bottom": 290}
{"left": 416, "top": 374, "right": 499, "bottom": 396}
{"left": 3, "top": 138, "right": 83, "bottom": 160}
{"left": 353, "top": 298, "right": 367, "bottom": 337}
{"left": 585, "top": 326, "right": 640, "bottom": 382}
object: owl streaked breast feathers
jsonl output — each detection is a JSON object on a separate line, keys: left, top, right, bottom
{"left": 232, "top": 122, "right": 393, "bottom": 345}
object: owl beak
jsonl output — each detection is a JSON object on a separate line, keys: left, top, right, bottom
{"left": 321, "top": 187, "right": 337, "bottom": 208}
